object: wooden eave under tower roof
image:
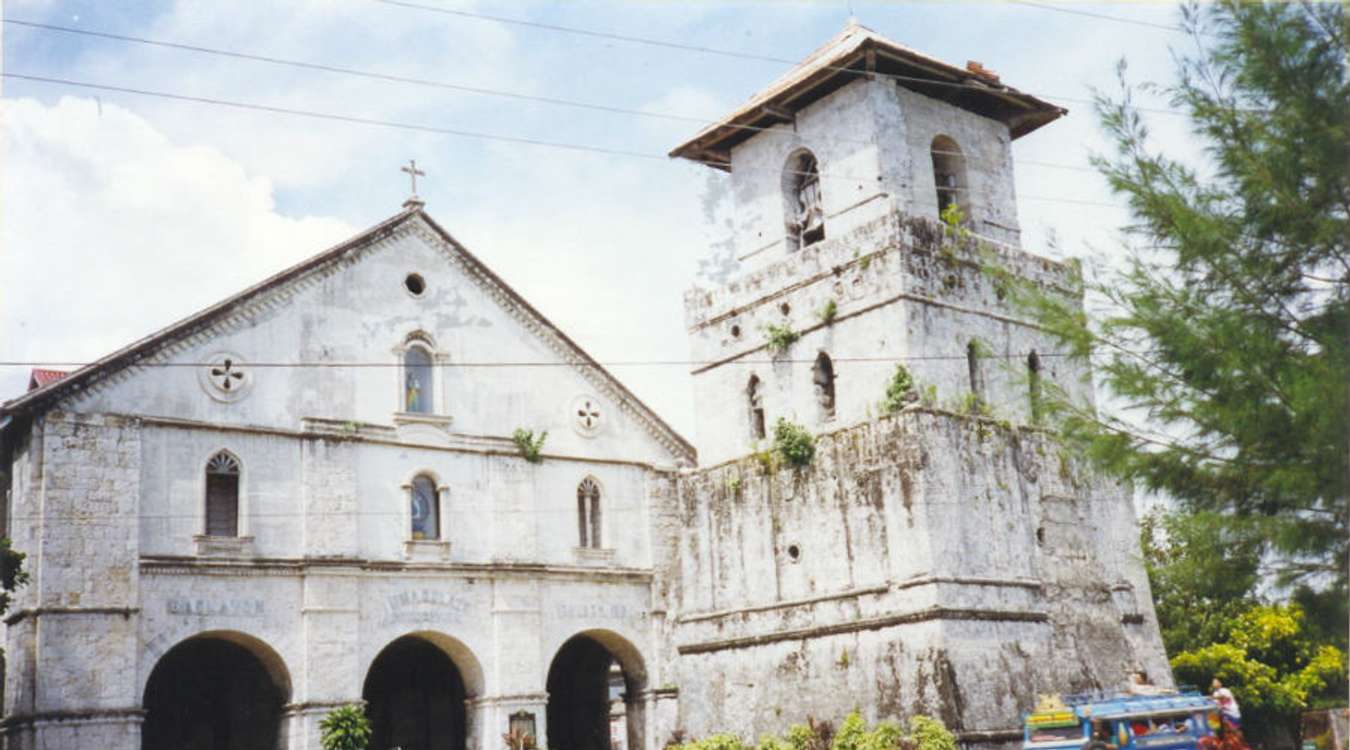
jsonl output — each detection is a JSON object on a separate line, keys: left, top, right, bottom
{"left": 668, "top": 21, "right": 1067, "bottom": 170}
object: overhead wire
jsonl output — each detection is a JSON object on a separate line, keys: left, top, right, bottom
{"left": 1, "top": 71, "right": 1131, "bottom": 211}
{"left": 369, "top": 0, "right": 1198, "bottom": 118}
{"left": 3, "top": 17, "right": 1099, "bottom": 176}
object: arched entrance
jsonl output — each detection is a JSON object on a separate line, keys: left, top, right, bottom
{"left": 363, "top": 634, "right": 470, "bottom": 750}
{"left": 142, "top": 632, "right": 290, "bottom": 750}
{"left": 546, "top": 631, "right": 647, "bottom": 750}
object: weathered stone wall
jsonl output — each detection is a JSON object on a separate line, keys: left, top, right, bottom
{"left": 726, "top": 78, "right": 1021, "bottom": 268}
{"left": 3, "top": 411, "right": 144, "bottom": 748}
{"left": 665, "top": 409, "right": 1170, "bottom": 744}
{"left": 684, "top": 209, "right": 1089, "bottom": 466}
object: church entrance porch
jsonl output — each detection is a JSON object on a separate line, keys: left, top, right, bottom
{"left": 546, "top": 631, "right": 647, "bottom": 750}
{"left": 141, "top": 632, "right": 290, "bottom": 750}
{"left": 363, "top": 634, "right": 469, "bottom": 750}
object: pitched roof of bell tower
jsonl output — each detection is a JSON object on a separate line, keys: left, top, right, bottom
{"left": 669, "top": 21, "right": 1065, "bottom": 168}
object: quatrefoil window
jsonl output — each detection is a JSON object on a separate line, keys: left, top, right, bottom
{"left": 570, "top": 395, "right": 603, "bottom": 437}
{"left": 199, "top": 352, "right": 252, "bottom": 403}
{"left": 210, "top": 358, "right": 246, "bottom": 392}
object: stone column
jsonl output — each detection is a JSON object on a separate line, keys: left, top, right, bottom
{"left": 2, "top": 413, "right": 144, "bottom": 748}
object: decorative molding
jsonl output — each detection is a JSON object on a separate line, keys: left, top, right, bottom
{"left": 4, "top": 606, "right": 140, "bottom": 626}
{"left": 0, "top": 707, "right": 146, "bottom": 730}
{"left": 573, "top": 546, "right": 616, "bottom": 566}
{"left": 404, "top": 539, "right": 452, "bottom": 562}
{"left": 675, "top": 607, "right": 1049, "bottom": 655}
{"left": 193, "top": 534, "right": 255, "bottom": 558}
{"left": 679, "top": 584, "right": 890, "bottom": 623}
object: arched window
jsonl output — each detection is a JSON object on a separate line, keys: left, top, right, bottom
{"left": 967, "top": 340, "right": 984, "bottom": 401}
{"left": 409, "top": 474, "right": 440, "bottom": 540}
{"left": 205, "top": 451, "right": 240, "bottom": 537}
{"left": 747, "top": 375, "right": 766, "bottom": 440}
{"left": 403, "top": 345, "right": 433, "bottom": 414}
{"left": 783, "top": 150, "right": 824, "bottom": 251}
{"left": 577, "top": 478, "right": 601, "bottom": 549}
{"left": 813, "top": 352, "right": 836, "bottom": 420}
{"left": 1027, "top": 351, "right": 1043, "bottom": 423}
{"left": 930, "top": 136, "right": 968, "bottom": 217}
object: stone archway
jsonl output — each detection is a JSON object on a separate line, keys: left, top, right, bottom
{"left": 142, "top": 631, "right": 291, "bottom": 750}
{"left": 363, "top": 633, "right": 479, "bottom": 750}
{"left": 546, "top": 630, "right": 648, "bottom": 750}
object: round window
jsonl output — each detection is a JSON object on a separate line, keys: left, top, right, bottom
{"left": 404, "top": 273, "right": 426, "bottom": 296}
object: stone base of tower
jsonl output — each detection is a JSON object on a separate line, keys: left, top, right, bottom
{"left": 666, "top": 408, "right": 1170, "bottom": 739}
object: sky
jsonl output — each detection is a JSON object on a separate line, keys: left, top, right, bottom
{"left": 0, "top": 0, "right": 1202, "bottom": 438}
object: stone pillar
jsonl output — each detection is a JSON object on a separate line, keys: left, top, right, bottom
{"left": 302, "top": 437, "right": 359, "bottom": 558}
{"left": 2, "top": 413, "right": 144, "bottom": 748}
{"left": 290, "top": 566, "right": 364, "bottom": 749}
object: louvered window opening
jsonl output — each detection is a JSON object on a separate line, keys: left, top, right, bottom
{"left": 205, "top": 452, "right": 240, "bottom": 537}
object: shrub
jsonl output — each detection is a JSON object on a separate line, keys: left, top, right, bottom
{"left": 763, "top": 323, "right": 799, "bottom": 355}
{"left": 908, "top": 716, "right": 956, "bottom": 750}
{"left": 817, "top": 299, "right": 838, "bottom": 325}
{"left": 772, "top": 419, "right": 816, "bottom": 468}
{"left": 319, "top": 705, "right": 372, "bottom": 750}
{"left": 512, "top": 428, "right": 548, "bottom": 463}
{"left": 676, "top": 734, "right": 750, "bottom": 750}
{"left": 881, "top": 365, "right": 917, "bottom": 415}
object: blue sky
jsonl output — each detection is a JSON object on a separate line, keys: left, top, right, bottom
{"left": 2, "top": 0, "right": 1198, "bottom": 435}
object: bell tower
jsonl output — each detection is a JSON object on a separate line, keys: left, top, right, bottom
{"left": 671, "top": 22, "right": 1083, "bottom": 464}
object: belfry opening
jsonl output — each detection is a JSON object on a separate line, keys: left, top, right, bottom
{"left": 141, "top": 633, "right": 289, "bottom": 750}
{"left": 363, "top": 635, "right": 469, "bottom": 750}
{"left": 546, "top": 632, "right": 646, "bottom": 750}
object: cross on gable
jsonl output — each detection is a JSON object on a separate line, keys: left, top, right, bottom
{"left": 401, "top": 159, "right": 426, "bottom": 207}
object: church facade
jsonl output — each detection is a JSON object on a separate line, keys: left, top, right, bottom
{"left": 0, "top": 23, "right": 1170, "bottom": 750}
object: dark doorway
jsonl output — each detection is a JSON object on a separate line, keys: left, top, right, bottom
{"left": 142, "top": 636, "right": 287, "bottom": 750}
{"left": 546, "top": 634, "right": 643, "bottom": 750}
{"left": 363, "top": 635, "right": 467, "bottom": 750}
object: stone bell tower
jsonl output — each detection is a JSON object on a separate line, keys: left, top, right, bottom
{"left": 662, "top": 22, "right": 1171, "bottom": 746}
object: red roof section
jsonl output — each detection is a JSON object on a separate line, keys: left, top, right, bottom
{"left": 27, "top": 369, "right": 68, "bottom": 392}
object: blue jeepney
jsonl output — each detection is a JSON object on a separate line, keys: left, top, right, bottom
{"left": 1023, "top": 691, "right": 1230, "bottom": 750}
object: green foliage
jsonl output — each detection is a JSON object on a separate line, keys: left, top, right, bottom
{"left": 939, "top": 202, "right": 966, "bottom": 231}
{"left": 1170, "top": 604, "right": 1348, "bottom": 739}
{"left": 751, "top": 448, "right": 777, "bottom": 475}
{"left": 881, "top": 365, "right": 916, "bottom": 415}
{"left": 681, "top": 714, "right": 953, "bottom": 750}
{"left": 1000, "top": 1, "right": 1348, "bottom": 592}
{"left": 763, "top": 323, "right": 800, "bottom": 355}
{"left": 0, "top": 537, "right": 29, "bottom": 618}
{"left": 319, "top": 705, "right": 372, "bottom": 750}
{"left": 906, "top": 716, "right": 956, "bottom": 750}
{"left": 511, "top": 428, "right": 548, "bottom": 463}
{"left": 676, "top": 734, "right": 750, "bottom": 750}
{"left": 954, "top": 392, "right": 991, "bottom": 418}
{"left": 1144, "top": 509, "right": 1349, "bottom": 744}
{"left": 726, "top": 475, "right": 743, "bottom": 495}
{"left": 772, "top": 418, "right": 816, "bottom": 468}
{"left": 817, "top": 299, "right": 839, "bottom": 325}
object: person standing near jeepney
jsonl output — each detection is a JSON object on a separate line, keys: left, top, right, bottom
{"left": 1211, "top": 678, "right": 1242, "bottom": 728}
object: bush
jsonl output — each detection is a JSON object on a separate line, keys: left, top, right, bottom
{"left": 907, "top": 716, "right": 956, "bottom": 750}
{"left": 319, "top": 705, "right": 371, "bottom": 750}
{"left": 763, "top": 323, "right": 800, "bottom": 355}
{"left": 512, "top": 428, "right": 548, "bottom": 463}
{"left": 772, "top": 419, "right": 816, "bottom": 468}
{"left": 881, "top": 365, "right": 916, "bottom": 415}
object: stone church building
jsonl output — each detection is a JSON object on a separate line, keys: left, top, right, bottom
{"left": 0, "top": 23, "right": 1169, "bottom": 750}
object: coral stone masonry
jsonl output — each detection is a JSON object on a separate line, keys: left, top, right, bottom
{"left": 0, "top": 21, "right": 1167, "bottom": 750}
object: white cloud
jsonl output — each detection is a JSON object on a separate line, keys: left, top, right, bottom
{"left": 0, "top": 96, "right": 354, "bottom": 399}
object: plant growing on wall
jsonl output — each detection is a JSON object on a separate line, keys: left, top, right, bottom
{"left": 0, "top": 537, "right": 29, "bottom": 619}
{"left": 319, "top": 705, "right": 371, "bottom": 750}
{"left": 881, "top": 364, "right": 917, "bottom": 415}
{"left": 512, "top": 428, "right": 548, "bottom": 463}
{"left": 772, "top": 418, "right": 816, "bottom": 468}
{"left": 762, "top": 323, "right": 799, "bottom": 355}
{"left": 817, "top": 299, "right": 838, "bottom": 326}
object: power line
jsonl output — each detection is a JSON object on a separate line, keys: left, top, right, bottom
{"left": 0, "top": 352, "right": 1086, "bottom": 371}
{"left": 2, "top": 71, "right": 1130, "bottom": 209}
{"left": 370, "top": 0, "right": 1197, "bottom": 119}
{"left": 1, "top": 17, "right": 1098, "bottom": 176}
{"left": 1006, "top": 1, "right": 1185, "bottom": 33}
